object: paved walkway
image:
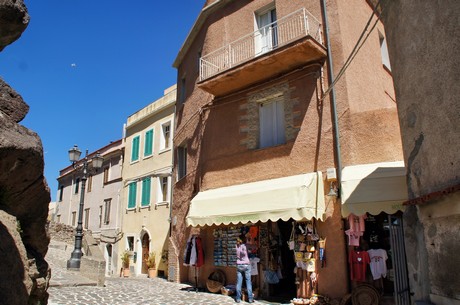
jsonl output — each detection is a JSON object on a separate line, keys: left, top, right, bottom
{"left": 46, "top": 241, "right": 290, "bottom": 305}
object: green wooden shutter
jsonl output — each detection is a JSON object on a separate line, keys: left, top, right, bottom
{"left": 128, "top": 182, "right": 137, "bottom": 208}
{"left": 141, "top": 177, "right": 151, "bottom": 206}
{"left": 131, "top": 136, "right": 140, "bottom": 161}
{"left": 144, "top": 129, "right": 153, "bottom": 156}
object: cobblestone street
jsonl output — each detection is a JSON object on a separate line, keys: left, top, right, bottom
{"left": 48, "top": 276, "right": 279, "bottom": 305}
{"left": 46, "top": 241, "right": 286, "bottom": 305}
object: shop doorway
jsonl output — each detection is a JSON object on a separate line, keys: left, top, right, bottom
{"left": 141, "top": 233, "right": 150, "bottom": 274}
{"left": 274, "top": 220, "right": 297, "bottom": 299}
{"left": 348, "top": 212, "right": 410, "bottom": 305}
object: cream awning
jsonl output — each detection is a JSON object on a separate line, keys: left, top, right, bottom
{"left": 186, "top": 172, "right": 326, "bottom": 227}
{"left": 341, "top": 161, "right": 408, "bottom": 216}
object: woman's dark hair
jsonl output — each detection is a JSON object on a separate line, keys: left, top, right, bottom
{"left": 238, "top": 234, "right": 246, "bottom": 243}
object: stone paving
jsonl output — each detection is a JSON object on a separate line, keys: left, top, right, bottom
{"left": 48, "top": 277, "right": 275, "bottom": 305}
{"left": 46, "top": 241, "right": 289, "bottom": 305}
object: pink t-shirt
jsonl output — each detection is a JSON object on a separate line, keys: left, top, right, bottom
{"left": 348, "top": 214, "right": 367, "bottom": 232}
{"left": 345, "top": 229, "right": 363, "bottom": 246}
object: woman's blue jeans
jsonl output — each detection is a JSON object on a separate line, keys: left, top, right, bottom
{"left": 236, "top": 264, "right": 253, "bottom": 302}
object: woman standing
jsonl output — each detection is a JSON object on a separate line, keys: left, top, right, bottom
{"left": 236, "top": 236, "right": 254, "bottom": 303}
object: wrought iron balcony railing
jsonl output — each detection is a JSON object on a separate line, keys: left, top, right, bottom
{"left": 199, "top": 8, "right": 323, "bottom": 82}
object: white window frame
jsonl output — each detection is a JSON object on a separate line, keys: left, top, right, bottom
{"left": 157, "top": 176, "right": 170, "bottom": 204}
{"left": 160, "top": 121, "right": 172, "bottom": 151}
{"left": 254, "top": 5, "right": 277, "bottom": 56}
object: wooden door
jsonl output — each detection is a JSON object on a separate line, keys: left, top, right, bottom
{"left": 141, "top": 234, "right": 149, "bottom": 274}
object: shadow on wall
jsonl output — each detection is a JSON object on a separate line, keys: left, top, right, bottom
{"left": 0, "top": 221, "right": 29, "bottom": 305}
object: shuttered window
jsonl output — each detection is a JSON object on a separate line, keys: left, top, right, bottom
{"left": 144, "top": 129, "right": 154, "bottom": 157}
{"left": 259, "top": 99, "right": 285, "bottom": 148}
{"left": 141, "top": 177, "right": 151, "bottom": 206}
{"left": 128, "top": 182, "right": 137, "bottom": 209}
{"left": 131, "top": 135, "right": 140, "bottom": 162}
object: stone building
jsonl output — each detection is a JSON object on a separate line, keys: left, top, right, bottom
{"left": 118, "top": 85, "right": 176, "bottom": 278}
{"left": 170, "top": 0, "right": 406, "bottom": 303}
{"left": 379, "top": 1, "right": 460, "bottom": 305}
{"left": 55, "top": 139, "right": 124, "bottom": 276}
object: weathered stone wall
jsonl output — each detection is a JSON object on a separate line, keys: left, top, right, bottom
{"left": 0, "top": 1, "right": 51, "bottom": 304}
{"left": 380, "top": 0, "right": 460, "bottom": 304}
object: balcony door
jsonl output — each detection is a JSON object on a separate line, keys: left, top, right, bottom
{"left": 255, "top": 7, "right": 277, "bottom": 56}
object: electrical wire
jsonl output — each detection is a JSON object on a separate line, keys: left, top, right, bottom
{"left": 320, "top": 0, "right": 383, "bottom": 101}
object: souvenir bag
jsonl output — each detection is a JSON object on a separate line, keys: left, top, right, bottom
{"left": 306, "top": 258, "right": 316, "bottom": 272}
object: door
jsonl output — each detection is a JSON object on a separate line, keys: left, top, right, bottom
{"left": 388, "top": 215, "right": 410, "bottom": 305}
{"left": 141, "top": 234, "right": 150, "bottom": 274}
{"left": 255, "top": 8, "right": 277, "bottom": 55}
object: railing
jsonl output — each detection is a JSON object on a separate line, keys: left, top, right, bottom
{"left": 200, "top": 8, "right": 323, "bottom": 81}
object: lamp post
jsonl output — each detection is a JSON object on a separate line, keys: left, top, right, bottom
{"left": 67, "top": 145, "right": 103, "bottom": 270}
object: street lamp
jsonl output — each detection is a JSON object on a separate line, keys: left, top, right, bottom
{"left": 67, "top": 145, "right": 103, "bottom": 270}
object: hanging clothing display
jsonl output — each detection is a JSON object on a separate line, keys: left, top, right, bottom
{"left": 367, "top": 249, "right": 388, "bottom": 280}
{"left": 183, "top": 235, "right": 204, "bottom": 267}
{"left": 195, "top": 236, "right": 204, "bottom": 268}
{"left": 349, "top": 250, "right": 370, "bottom": 282}
{"left": 184, "top": 237, "right": 193, "bottom": 266}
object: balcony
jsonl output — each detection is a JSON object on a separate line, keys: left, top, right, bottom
{"left": 198, "top": 8, "right": 327, "bottom": 96}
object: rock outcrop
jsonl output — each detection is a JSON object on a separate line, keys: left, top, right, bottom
{"left": 0, "top": 1, "right": 51, "bottom": 304}
{"left": 0, "top": 0, "right": 29, "bottom": 51}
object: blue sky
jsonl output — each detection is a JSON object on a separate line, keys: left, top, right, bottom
{"left": 0, "top": 1, "right": 203, "bottom": 201}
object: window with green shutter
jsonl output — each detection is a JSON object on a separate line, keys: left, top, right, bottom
{"left": 128, "top": 182, "right": 137, "bottom": 209}
{"left": 144, "top": 129, "right": 154, "bottom": 157}
{"left": 141, "top": 177, "right": 151, "bottom": 206}
{"left": 131, "top": 135, "right": 140, "bottom": 162}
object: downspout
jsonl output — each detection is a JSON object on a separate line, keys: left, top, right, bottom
{"left": 321, "top": 0, "right": 342, "bottom": 192}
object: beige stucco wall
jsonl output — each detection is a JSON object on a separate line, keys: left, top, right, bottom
{"left": 120, "top": 87, "right": 175, "bottom": 277}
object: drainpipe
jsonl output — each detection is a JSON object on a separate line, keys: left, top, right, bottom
{"left": 321, "top": 0, "right": 342, "bottom": 193}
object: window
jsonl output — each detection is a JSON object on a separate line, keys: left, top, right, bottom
{"left": 144, "top": 129, "right": 154, "bottom": 157}
{"left": 104, "top": 199, "right": 111, "bottom": 225}
{"left": 259, "top": 99, "right": 285, "bottom": 148}
{"left": 131, "top": 135, "right": 140, "bottom": 162}
{"left": 177, "top": 145, "right": 187, "bottom": 180}
{"left": 58, "top": 185, "right": 64, "bottom": 202}
{"left": 158, "top": 176, "right": 169, "bottom": 202}
{"left": 127, "top": 182, "right": 137, "bottom": 209}
{"left": 72, "top": 211, "right": 76, "bottom": 226}
{"left": 255, "top": 6, "right": 277, "bottom": 55}
{"left": 84, "top": 208, "right": 90, "bottom": 229}
{"left": 99, "top": 205, "right": 103, "bottom": 228}
{"left": 87, "top": 175, "right": 93, "bottom": 192}
{"left": 141, "top": 177, "right": 151, "bottom": 207}
{"left": 74, "top": 178, "right": 80, "bottom": 194}
{"left": 179, "top": 77, "right": 186, "bottom": 104}
{"left": 56, "top": 215, "right": 61, "bottom": 223}
{"left": 379, "top": 31, "right": 391, "bottom": 71}
{"left": 103, "top": 167, "right": 109, "bottom": 184}
{"left": 161, "top": 122, "right": 171, "bottom": 150}
{"left": 127, "top": 236, "right": 134, "bottom": 251}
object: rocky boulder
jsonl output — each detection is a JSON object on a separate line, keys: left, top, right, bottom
{"left": 0, "top": 0, "right": 51, "bottom": 304}
{"left": 0, "top": 0, "right": 29, "bottom": 51}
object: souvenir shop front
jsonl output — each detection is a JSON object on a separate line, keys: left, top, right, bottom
{"left": 341, "top": 162, "right": 411, "bottom": 305}
{"left": 185, "top": 173, "right": 336, "bottom": 303}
